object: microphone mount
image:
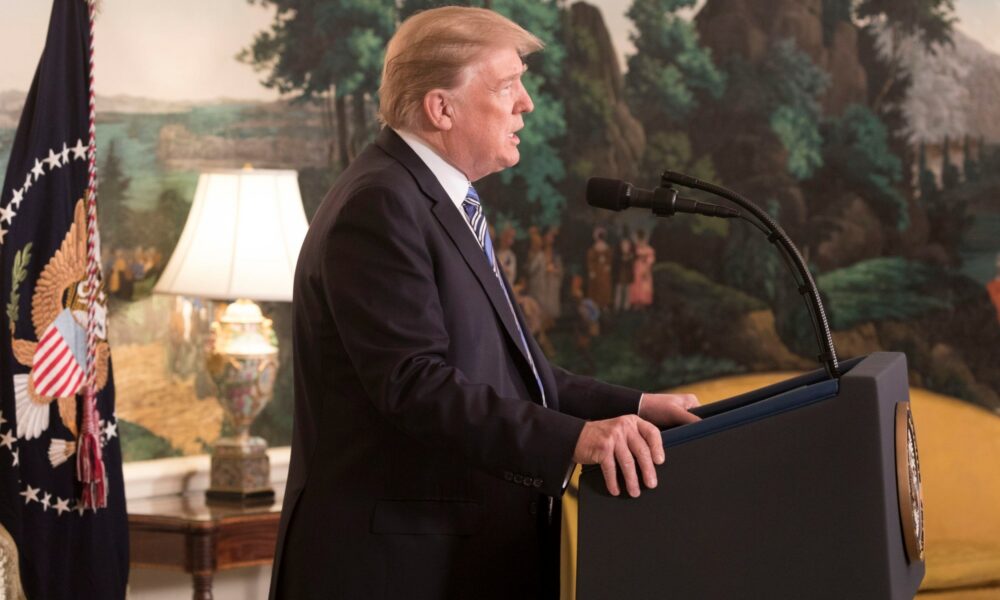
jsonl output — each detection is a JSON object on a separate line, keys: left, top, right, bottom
{"left": 648, "top": 186, "right": 741, "bottom": 219}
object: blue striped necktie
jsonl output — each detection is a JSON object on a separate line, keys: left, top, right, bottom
{"left": 462, "top": 186, "right": 546, "bottom": 407}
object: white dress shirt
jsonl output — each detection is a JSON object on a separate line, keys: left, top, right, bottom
{"left": 396, "top": 129, "right": 478, "bottom": 239}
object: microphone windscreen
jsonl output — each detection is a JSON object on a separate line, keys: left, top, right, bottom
{"left": 586, "top": 177, "right": 628, "bottom": 211}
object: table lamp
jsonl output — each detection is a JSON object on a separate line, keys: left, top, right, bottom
{"left": 154, "top": 167, "right": 308, "bottom": 502}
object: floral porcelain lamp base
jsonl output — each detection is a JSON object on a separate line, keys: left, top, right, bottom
{"left": 204, "top": 299, "right": 278, "bottom": 504}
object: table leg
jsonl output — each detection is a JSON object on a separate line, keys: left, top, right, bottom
{"left": 193, "top": 571, "right": 213, "bottom": 600}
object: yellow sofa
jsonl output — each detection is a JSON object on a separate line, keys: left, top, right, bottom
{"left": 561, "top": 373, "right": 1000, "bottom": 599}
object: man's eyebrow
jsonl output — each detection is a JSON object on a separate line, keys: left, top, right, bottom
{"left": 499, "top": 63, "right": 529, "bottom": 84}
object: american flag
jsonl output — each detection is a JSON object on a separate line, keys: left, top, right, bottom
{"left": 0, "top": 1, "right": 128, "bottom": 598}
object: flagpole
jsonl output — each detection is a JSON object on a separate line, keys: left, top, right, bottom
{"left": 78, "top": 0, "right": 107, "bottom": 510}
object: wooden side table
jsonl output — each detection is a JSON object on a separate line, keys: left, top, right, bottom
{"left": 128, "top": 486, "right": 283, "bottom": 600}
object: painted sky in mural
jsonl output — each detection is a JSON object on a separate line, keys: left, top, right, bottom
{"left": 1, "top": 0, "right": 999, "bottom": 100}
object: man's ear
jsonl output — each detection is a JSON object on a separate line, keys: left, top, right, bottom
{"left": 422, "top": 90, "right": 454, "bottom": 132}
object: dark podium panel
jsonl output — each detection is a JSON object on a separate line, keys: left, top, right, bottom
{"left": 577, "top": 352, "right": 925, "bottom": 599}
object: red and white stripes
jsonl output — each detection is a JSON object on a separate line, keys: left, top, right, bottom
{"left": 32, "top": 325, "right": 86, "bottom": 400}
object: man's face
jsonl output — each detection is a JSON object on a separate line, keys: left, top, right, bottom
{"left": 446, "top": 47, "right": 534, "bottom": 181}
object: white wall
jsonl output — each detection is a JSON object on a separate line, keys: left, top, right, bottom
{"left": 128, "top": 566, "right": 272, "bottom": 600}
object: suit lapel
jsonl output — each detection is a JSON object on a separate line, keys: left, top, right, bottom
{"left": 498, "top": 265, "right": 558, "bottom": 408}
{"left": 375, "top": 128, "right": 538, "bottom": 374}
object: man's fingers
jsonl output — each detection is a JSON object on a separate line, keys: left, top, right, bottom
{"left": 626, "top": 428, "right": 657, "bottom": 490}
{"left": 638, "top": 419, "right": 665, "bottom": 464}
{"left": 614, "top": 439, "right": 640, "bottom": 498}
{"left": 599, "top": 454, "right": 619, "bottom": 497}
{"left": 576, "top": 416, "right": 672, "bottom": 497}
{"left": 673, "top": 404, "right": 702, "bottom": 424}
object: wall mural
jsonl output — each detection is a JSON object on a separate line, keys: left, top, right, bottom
{"left": 1, "top": 0, "right": 998, "bottom": 461}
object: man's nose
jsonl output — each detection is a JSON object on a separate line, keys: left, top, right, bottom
{"left": 516, "top": 84, "right": 534, "bottom": 114}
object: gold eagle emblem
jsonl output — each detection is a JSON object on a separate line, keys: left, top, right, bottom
{"left": 10, "top": 199, "right": 109, "bottom": 466}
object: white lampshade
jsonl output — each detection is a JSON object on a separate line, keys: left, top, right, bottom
{"left": 154, "top": 168, "right": 308, "bottom": 302}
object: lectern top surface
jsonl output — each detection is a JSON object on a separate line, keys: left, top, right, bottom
{"left": 652, "top": 355, "right": 870, "bottom": 450}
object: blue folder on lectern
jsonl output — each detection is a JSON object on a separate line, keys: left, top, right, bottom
{"left": 577, "top": 352, "right": 925, "bottom": 600}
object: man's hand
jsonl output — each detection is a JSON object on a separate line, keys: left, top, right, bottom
{"left": 572, "top": 395, "right": 702, "bottom": 498}
{"left": 638, "top": 393, "right": 701, "bottom": 428}
{"left": 572, "top": 415, "right": 664, "bottom": 498}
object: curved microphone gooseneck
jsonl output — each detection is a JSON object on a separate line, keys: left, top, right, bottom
{"left": 661, "top": 170, "right": 840, "bottom": 379}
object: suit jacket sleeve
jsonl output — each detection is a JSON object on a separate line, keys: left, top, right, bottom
{"left": 319, "top": 185, "right": 585, "bottom": 498}
{"left": 550, "top": 365, "right": 642, "bottom": 421}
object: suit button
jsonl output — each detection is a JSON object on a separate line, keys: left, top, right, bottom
{"left": 533, "top": 478, "right": 543, "bottom": 488}
{"left": 504, "top": 471, "right": 513, "bottom": 481}
{"left": 513, "top": 474, "right": 523, "bottom": 484}
{"left": 528, "top": 501, "right": 538, "bottom": 516}
{"left": 523, "top": 478, "right": 533, "bottom": 487}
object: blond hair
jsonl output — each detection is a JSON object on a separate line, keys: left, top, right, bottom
{"left": 378, "top": 7, "right": 543, "bottom": 130}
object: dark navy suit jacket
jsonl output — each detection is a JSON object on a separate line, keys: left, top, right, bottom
{"left": 270, "top": 128, "right": 641, "bottom": 599}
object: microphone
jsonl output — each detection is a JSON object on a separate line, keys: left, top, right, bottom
{"left": 586, "top": 177, "right": 740, "bottom": 218}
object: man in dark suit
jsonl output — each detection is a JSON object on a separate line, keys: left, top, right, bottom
{"left": 270, "top": 7, "right": 700, "bottom": 599}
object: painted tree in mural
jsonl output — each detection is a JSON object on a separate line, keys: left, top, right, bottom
{"left": 821, "top": 0, "right": 853, "bottom": 45}
{"left": 698, "top": 39, "right": 828, "bottom": 318}
{"left": 483, "top": 0, "right": 567, "bottom": 227}
{"left": 761, "top": 41, "right": 830, "bottom": 182}
{"left": 917, "top": 141, "right": 938, "bottom": 203}
{"left": 822, "top": 104, "right": 906, "bottom": 228}
{"left": 856, "top": 0, "right": 956, "bottom": 205}
{"left": 897, "top": 31, "right": 969, "bottom": 144}
{"left": 242, "top": 0, "right": 567, "bottom": 227}
{"left": 858, "top": 0, "right": 956, "bottom": 110}
{"left": 941, "top": 135, "right": 960, "bottom": 189}
{"left": 240, "top": 0, "right": 395, "bottom": 168}
{"left": 398, "top": 0, "right": 466, "bottom": 19}
{"left": 647, "top": 0, "right": 968, "bottom": 382}
{"left": 561, "top": 10, "right": 615, "bottom": 182}
{"left": 805, "top": 1, "right": 1000, "bottom": 411}
{"left": 962, "top": 136, "right": 980, "bottom": 183}
{"left": 923, "top": 133, "right": 974, "bottom": 260}
{"left": 96, "top": 141, "right": 135, "bottom": 252}
{"left": 624, "top": 0, "right": 724, "bottom": 187}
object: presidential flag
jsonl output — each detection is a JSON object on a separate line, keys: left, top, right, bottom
{"left": 0, "top": 1, "right": 128, "bottom": 598}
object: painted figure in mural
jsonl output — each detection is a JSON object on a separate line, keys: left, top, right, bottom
{"left": 496, "top": 225, "right": 518, "bottom": 284}
{"left": 612, "top": 229, "right": 635, "bottom": 312}
{"left": 538, "top": 227, "right": 564, "bottom": 323}
{"left": 526, "top": 225, "right": 565, "bottom": 329}
{"left": 526, "top": 225, "right": 546, "bottom": 310}
{"left": 270, "top": 7, "right": 700, "bottom": 599}
{"left": 630, "top": 229, "right": 656, "bottom": 309}
{"left": 988, "top": 253, "right": 1000, "bottom": 324}
{"left": 513, "top": 279, "right": 543, "bottom": 335}
{"left": 586, "top": 226, "right": 613, "bottom": 309}
{"left": 130, "top": 245, "right": 149, "bottom": 282}
{"left": 514, "top": 277, "right": 553, "bottom": 356}
{"left": 108, "top": 248, "right": 133, "bottom": 301}
{"left": 571, "top": 274, "right": 601, "bottom": 373}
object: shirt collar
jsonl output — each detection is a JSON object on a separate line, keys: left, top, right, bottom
{"left": 396, "top": 129, "right": 472, "bottom": 211}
